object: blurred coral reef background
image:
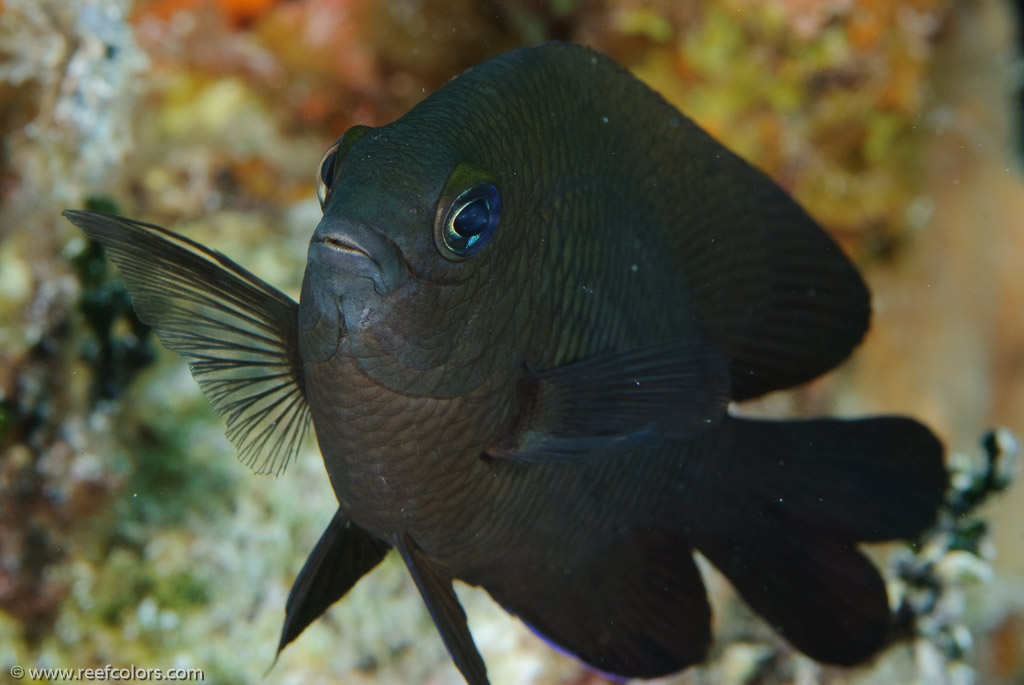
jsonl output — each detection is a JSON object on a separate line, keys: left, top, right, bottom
{"left": 1, "top": 0, "right": 1023, "bottom": 683}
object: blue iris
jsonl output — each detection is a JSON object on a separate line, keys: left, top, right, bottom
{"left": 444, "top": 184, "right": 500, "bottom": 257}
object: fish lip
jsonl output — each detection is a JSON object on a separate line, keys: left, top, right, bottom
{"left": 323, "top": 235, "right": 373, "bottom": 261}
{"left": 311, "top": 216, "right": 408, "bottom": 294}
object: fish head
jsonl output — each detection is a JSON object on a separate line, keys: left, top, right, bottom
{"left": 296, "top": 108, "right": 533, "bottom": 519}
{"left": 297, "top": 114, "right": 523, "bottom": 400}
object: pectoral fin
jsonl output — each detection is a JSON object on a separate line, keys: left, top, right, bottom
{"left": 63, "top": 210, "right": 310, "bottom": 475}
{"left": 396, "top": 533, "right": 489, "bottom": 685}
{"left": 490, "top": 339, "right": 729, "bottom": 463}
{"left": 277, "top": 509, "right": 390, "bottom": 654}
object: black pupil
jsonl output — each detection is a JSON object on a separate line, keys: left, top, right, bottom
{"left": 453, "top": 197, "right": 490, "bottom": 237}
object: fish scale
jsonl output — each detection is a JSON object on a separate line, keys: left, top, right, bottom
{"left": 64, "top": 42, "right": 946, "bottom": 685}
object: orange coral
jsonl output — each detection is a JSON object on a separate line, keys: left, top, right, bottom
{"left": 135, "top": 0, "right": 283, "bottom": 27}
{"left": 217, "top": 0, "right": 278, "bottom": 25}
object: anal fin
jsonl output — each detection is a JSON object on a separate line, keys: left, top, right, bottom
{"left": 486, "top": 528, "right": 711, "bottom": 679}
{"left": 699, "top": 520, "right": 890, "bottom": 664}
{"left": 687, "top": 416, "right": 947, "bottom": 664}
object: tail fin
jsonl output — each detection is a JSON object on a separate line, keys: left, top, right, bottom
{"left": 689, "top": 416, "right": 946, "bottom": 664}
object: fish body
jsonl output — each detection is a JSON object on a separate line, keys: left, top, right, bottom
{"left": 300, "top": 41, "right": 859, "bottom": 552}
{"left": 65, "top": 42, "right": 947, "bottom": 684}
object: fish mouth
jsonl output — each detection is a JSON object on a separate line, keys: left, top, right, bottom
{"left": 311, "top": 216, "right": 408, "bottom": 295}
{"left": 323, "top": 235, "right": 374, "bottom": 262}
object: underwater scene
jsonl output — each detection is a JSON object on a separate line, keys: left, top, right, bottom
{"left": 1, "top": 0, "right": 1023, "bottom": 683}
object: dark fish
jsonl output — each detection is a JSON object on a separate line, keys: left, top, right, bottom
{"left": 63, "top": 42, "right": 947, "bottom": 684}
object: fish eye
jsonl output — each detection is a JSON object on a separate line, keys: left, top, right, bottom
{"left": 442, "top": 185, "right": 501, "bottom": 257}
{"left": 315, "top": 125, "right": 372, "bottom": 209}
{"left": 434, "top": 163, "right": 501, "bottom": 261}
{"left": 315, "top": 144, "right": 339, "bottom": 208}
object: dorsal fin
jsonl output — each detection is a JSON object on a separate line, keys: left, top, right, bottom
{"left": 539, "top": 43, "right": 871, "bottom": 399}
